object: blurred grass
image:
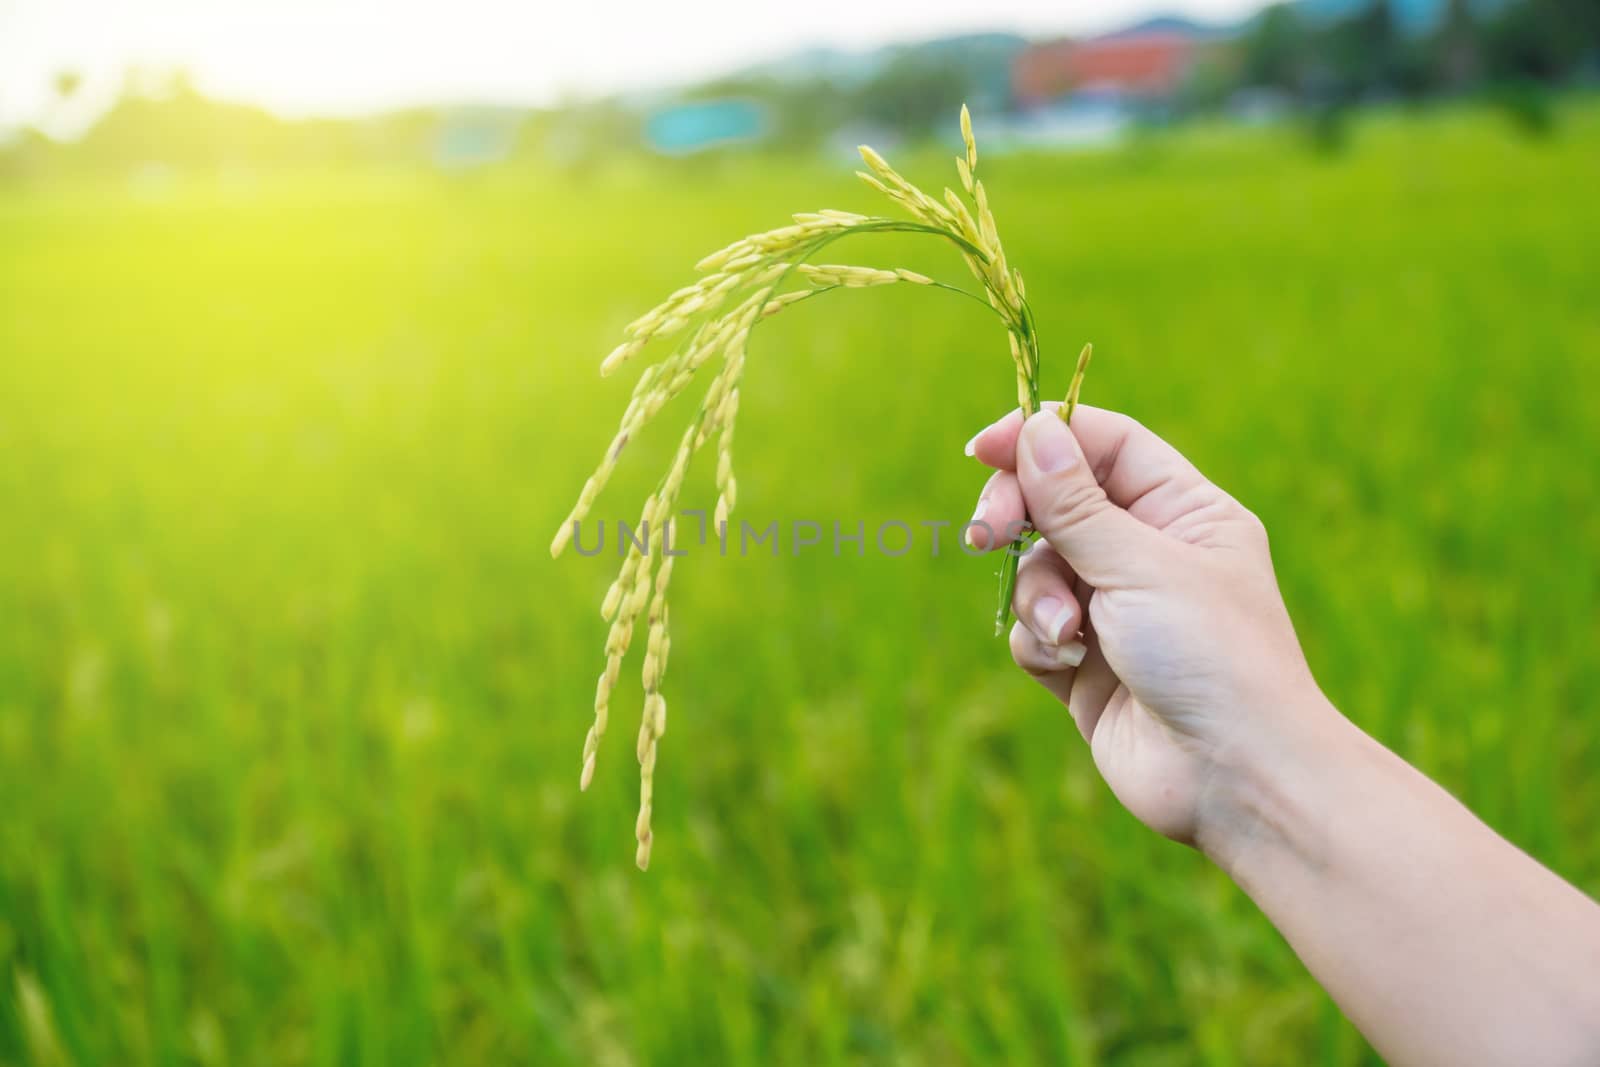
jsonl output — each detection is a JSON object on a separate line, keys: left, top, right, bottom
{"left": 1, "top": 102, "right": 1598, "bottom": 1065}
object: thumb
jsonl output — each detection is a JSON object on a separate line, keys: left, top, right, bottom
{"left": 1016, "top": 410, "right": 1163, "bottom": 587}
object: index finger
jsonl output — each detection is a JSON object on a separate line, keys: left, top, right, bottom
{"left": 968, "top": 404, "right": 1216, "bottom": 527}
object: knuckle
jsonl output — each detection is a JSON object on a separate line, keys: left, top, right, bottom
{"left": 1112, "top": 411, "right": 1147, "bottom": 437}
{"left": 1042, "top": 479, "right": 1107, "bottom": 532}
{"left": 1008, "top": 622, "right": 1036, "bottom": 670}
{"left": 1014, "top": 549, "right": 1064, "bottom": 612}
{"left": 1238, "top": 505, "right": 1270, "bottom": 546}
{"left": 1010, "top": 577, "right": 1033, "bottom": 620}
{"left": 1008, "top": 621, "right": 1058, "bottom": 678}
{"left": 1014, "top": 542, "right": 1049, "bottom": 579}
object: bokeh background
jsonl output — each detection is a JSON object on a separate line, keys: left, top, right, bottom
{"left": 2, "top": 1, "right": 1598, "bottom": 1063}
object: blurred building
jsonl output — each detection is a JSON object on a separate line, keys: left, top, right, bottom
{"left": 433, "top": 108, "right": 522, "bottom": 169}
{"left": 1298, "top": 0, "right": 1511, "bottom": 35}
{"left": 1013, "top": 32, "right": 1201, "bottom": 108}
{"left": 986, "top": 92, "right": 1137, "bottom": 149}
{"left": 644, "top": 99, "right": 767, "bottom": 155}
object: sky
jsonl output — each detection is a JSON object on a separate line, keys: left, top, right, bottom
{"left": 0, "top": 0, "right": 1267, "bottom": 129}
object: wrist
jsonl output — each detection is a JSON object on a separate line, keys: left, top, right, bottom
{"left": 1192, "top": 686, "right": 1365, "bottom": 881}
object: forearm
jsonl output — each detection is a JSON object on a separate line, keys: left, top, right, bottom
{"left": 1200, "top": 695, "right": 1600, "bottom": 1067}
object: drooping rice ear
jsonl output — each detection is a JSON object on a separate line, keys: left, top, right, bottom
{"left": 560, "top": 107, "right": 1075, "bottom": 865}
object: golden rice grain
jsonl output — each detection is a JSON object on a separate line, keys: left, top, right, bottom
{"left": 553, "top": 106, "right": 1092, "bottom": 866}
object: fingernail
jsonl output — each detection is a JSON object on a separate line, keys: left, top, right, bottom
{"left": 963, "top": 430, "right": 980, "bottom": 457}
{"left": 1032, "top": 596, "right": 1075, "bottom": 645}
{"left": 1052, "top": 639, "right": 1087, "bottom": 667}
{"left": 1026, "top": 413, "right": 1078, "bottom": 473}
{"left": 966, "top": 497, "right": 988, "bottom": 547}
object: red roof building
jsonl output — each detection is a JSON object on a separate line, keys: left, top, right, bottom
{"left": 1012, "top": 33, "right": 1199, "bottom": 106}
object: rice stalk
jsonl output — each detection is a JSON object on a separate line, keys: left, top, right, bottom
{"left": 552, "top": 105, "right": 1093, "bottom": 866}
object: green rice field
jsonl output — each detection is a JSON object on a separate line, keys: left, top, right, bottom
{"left": 1, "top": 102, "right": 1598, "bottom": 1064}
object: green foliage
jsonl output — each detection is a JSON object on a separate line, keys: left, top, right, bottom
{"left": 1305, "top": 102, "right": 1354, "bottom": 154}
{"left": 1241, "top": 3, "right": 1311, "bottom": 91}
{"left": 1481, "top": 0, "right": 1600, "bottom": 80}
{"left": 1230, "top": 0, "right": 1598, "bottom": 108}
{"left": 1, "top": 102, "right": 1598, "bottom": 1065}
{"left": 857, "top": 52, "right": 974, "bottom": 138}
{"left": 1489, "top": 78, "right": 1559, "bottom": 135}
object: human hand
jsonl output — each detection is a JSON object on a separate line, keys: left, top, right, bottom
{"left": 971, "top": 407, "right": 1600, "bottom": 1065}
{"left": 966, "top": 405, "right": 1329, "bottom": 847}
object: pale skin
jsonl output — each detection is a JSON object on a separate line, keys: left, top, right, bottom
{"left": 965, "top": 404, "right": 1600, "bottom": 1067}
